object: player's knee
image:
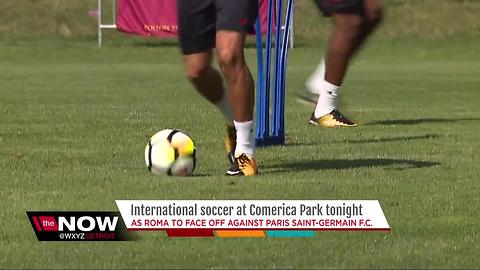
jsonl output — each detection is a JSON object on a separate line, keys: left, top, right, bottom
{"left": 185, "top": 62, "right": 210, "bottom": 81}
{"left": 337, "top": 16, "right": 363, "bottom": 38}
{"left": 217, "top": 48, "right": 242, "bottom": 70}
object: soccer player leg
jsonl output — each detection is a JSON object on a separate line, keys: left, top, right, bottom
{"left": 308, "top": 0, "right": 382, "bottom": 103}
{"left": 350, "top": 0, "right": 383, "bottom": 54}
{"left": 309, "top": 0, "right": 364, "bottom": 127}
{"left": 303, "top": 0, "right": 358, "bottom": 103}
{"left": 215, "top": 0, "right": 258, "bottom": 176}
{"left": 177, "top": 0, "right": 236, "bottom": 163}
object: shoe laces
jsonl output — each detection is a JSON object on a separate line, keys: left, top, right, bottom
{"left": 331, "top": 110, "right": 344, "bottom": 119}
{"left": 331, "top": 110, "right": 354, "bottom": 124}
{"left": 237, "top": 154, "right": 251, "bottom": 169}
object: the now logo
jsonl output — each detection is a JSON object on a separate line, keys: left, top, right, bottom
{"left": 26, "top": 211, "right": 133, "bottom": 241}
{"left": 58, "top": 216, "right": 118, "bottom": 232}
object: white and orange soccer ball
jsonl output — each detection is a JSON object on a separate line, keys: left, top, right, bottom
{"left": 145, "top": 129, "right": 196, "bottom": 176}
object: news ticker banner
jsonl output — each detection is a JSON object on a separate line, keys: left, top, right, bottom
{"left": 116, "top": 200, "right": 390, "bottom": 237}
{"left": 26, "top": 201, "right": 390, "bottom": 240}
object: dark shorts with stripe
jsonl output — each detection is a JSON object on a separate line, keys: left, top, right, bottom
{"left": 314, "top": 0, "right": 364, "bottom": 16}
{"left": 177, "top": 0, "right": 259, "bottom": 55}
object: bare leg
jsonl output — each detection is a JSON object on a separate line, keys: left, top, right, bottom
{"left": 350, "top": 0, "right": 383, "bottom": 58}
{"left": 312, "top": 13, "right": 364, "bottom": 123}
{"left": 216, "top": 30, "right": 255, "bottom": 159}
{"left": 183, "top": 51, "right": 224, "bottom": 104}
{"left": 216, "top": 31, "right": 254, "bottom": 122}
{"left": 183, "top": 51, "right": 234, "bottom": 124}
{"left": 324, "top": 13, "right": 363, "bottom": 85}
{"left": 306, "top": 0, "right": 382, "bottom": 96}
{"left": 311, "top": 1, "right": 383, "bottom": 125}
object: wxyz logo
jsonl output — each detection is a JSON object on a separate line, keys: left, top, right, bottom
{"left": 60, "top": 232, "right": 85, "bottom": 240}
{"left": 59, "top": 232, "right": 115, "bottom": 240}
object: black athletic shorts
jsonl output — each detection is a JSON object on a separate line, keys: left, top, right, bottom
{"left": 177, "top": 0, "right": 259, "bottom": 55}
{"left": 314, "top": 0, "right": 364, "bottom": 16}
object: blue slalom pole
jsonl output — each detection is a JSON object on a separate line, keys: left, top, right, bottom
{"left": 272, "top": 0, "right": 284, "bottom": 138}
{"left": 262, "top": 0, "right": 275, "bottom": 140}
{"left": 256, "top": 0, "right": 275, "bottom": 146}
{"left": 255, "top": 16, "right": 265, "bottom": 143}
{"left": 278, "top": 0, "right": 294, "bottom": 138}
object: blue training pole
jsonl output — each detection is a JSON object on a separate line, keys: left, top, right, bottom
{"left": 272, "top": 0, "right": 284, "bottom": 138}
{"left": 278, "top": 0, "right": 294, "bottom": 138}
{"left": 263, "top": 0, "right": 275, "bottom": 140}
{"left": 255, "top": 16, "right": 265, "bottom": 142}
{"left": 256, "top": 0, "right": 275, "bottom": 146}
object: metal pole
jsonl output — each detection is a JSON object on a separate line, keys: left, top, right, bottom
{"left": 112, "top": 0, "right": 117, "bottom": 25}
{"left": 98, "top": 0, "right": 103, "bottom": 48}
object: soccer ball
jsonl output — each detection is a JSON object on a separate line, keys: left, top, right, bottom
{"left": 145, "top": 129, "right": 196, "bottom": 176}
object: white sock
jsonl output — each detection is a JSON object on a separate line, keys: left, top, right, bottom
{"left": 306, "top": 58, "right": 325, "bottom": 95}
{"left": 314, "top": 80, "right": 340, "bottom": 118}
{"left": 234, "top": 120, "right": 255, "bottom": 158}
{"left": 215, "top": 91, "right": 234, "bottom": 126}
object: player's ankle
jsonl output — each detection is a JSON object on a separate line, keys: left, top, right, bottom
{"left": 233, "top": 120, "right": 255, "bottom": 158}
{"left": 314, "top": 80, "right": 340, "bottom": 118}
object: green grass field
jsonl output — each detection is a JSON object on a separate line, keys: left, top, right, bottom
{"left": 1, "top": 37, "right": 480, "bottom": 268}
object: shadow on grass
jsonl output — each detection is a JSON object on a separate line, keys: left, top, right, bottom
{"left": 333, "top": 134, "right": 441, "bottom": 144}
{"left": 284, "top": 134, "right": 440, "bottom": 147}
{"left": 263, "top": 158, "right": 440, "bottom": 174}
{"left": 283, "top": 141, "right": 321, "bottom": 147}
{"left": 368, "top": 118, "right": 480, "bottom": 126}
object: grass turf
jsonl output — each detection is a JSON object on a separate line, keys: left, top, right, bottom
{"left": 1, "top": 38, "right": 479, "bottom": 268}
